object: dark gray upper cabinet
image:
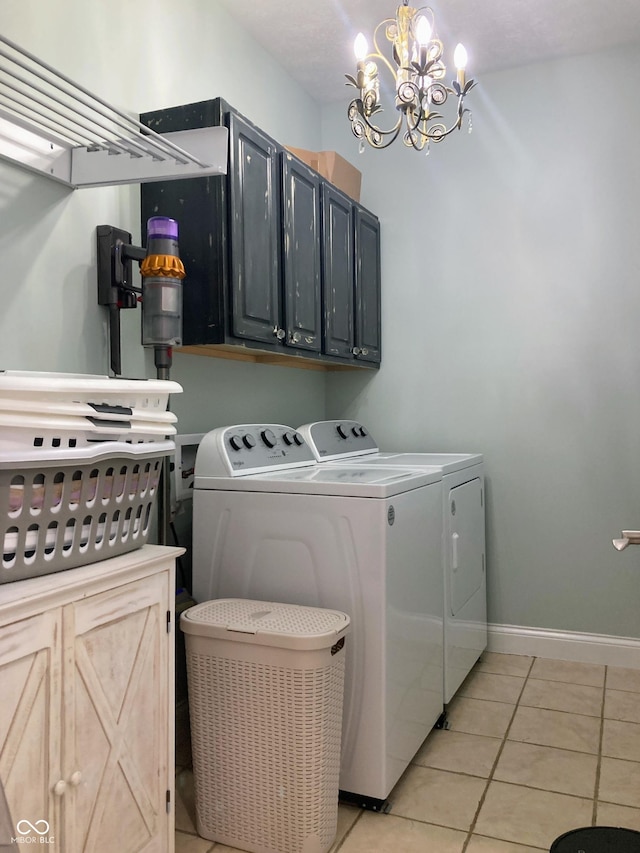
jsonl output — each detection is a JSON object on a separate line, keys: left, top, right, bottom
{"left": 322, "top": 183, "right": 355, "bottom": 359}
{"left": 281, "top": 153, "right": 322, "bottom": 352}
{"left": 140, "top": 98, "right": 380, "bottom": 368}
{"left": 354, "top": 206, "right": 381, "bottom": 364}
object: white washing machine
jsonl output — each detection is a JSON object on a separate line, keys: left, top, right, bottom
{"left": 298, "top": 420, "right": 487, "bottom": 705}
{"left": 191, "top": 424, "right": 444, "bottom": 809}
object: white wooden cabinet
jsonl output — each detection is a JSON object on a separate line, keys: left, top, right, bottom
{"left": 0, "top": 545, "right": 182, "bottom": 852}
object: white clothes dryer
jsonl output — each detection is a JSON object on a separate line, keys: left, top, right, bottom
{"left": 191, "top": 424, "right": 444, "bottom": 809}
{"left": 298, "top": 420, "right": 487, "bottom": 704}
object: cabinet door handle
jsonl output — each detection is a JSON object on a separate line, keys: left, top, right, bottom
{"left": 272, "top": 326, "right": 286, "bottom": 340}
{"left": 361, "top": 348, "right": 369, "bottom": 356}
{"left": 289, "top": 331, "right": 301, "bottom": 344}
{"left": 53, "top": 779, "right": 67, "bottom": 797}
{"left": 69, "top": 771, "right": 83, "bottom": 787}
{"left": 351, "top": 346, "right": 361, "bottom": 355}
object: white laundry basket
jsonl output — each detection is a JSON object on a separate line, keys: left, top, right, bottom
{"left": 181, "top": 598, "right": 350, "bottom": 853}
{"left": 0, "top": 370, "right": 182, "bottom": 582}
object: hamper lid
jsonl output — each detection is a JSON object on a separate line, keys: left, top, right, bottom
{"left": 180, "top": 598, "right": 350, "bottom": 650}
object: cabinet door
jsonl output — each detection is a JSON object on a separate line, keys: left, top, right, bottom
{"left": 354, "top": 206, "right": 381, "bottom": 364}
{"left": 0, "top": 610, "right": 62, "bottom": 847}
{"left": 64, "top": 571, "right": 171, "bottom": 853}
{"left": 228, "top": 111, "right": 282, "bottom": 345}
{"left": 281, "top": 153, "right": 322, "bottom": 352}
{"left": 322, "top": 184, "right": 354, "bottom": 358}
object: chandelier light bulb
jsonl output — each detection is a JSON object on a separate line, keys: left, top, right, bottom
{"left": 454, "top": 42, "right": 467, "bottom": 87}
{"left": 454, "top": 43, "right": 468, "bottom": 70}
{"left": 415, "top": 16, "right": 432, "bottom": 46}
{"left": 354, "top": 32, "right": 368, "bottom": 62}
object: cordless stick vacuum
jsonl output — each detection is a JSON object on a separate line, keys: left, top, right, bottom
{"left": 141, "top": 217, "right": 185, "bottom": 546}
{"left": 140, "top": 216, "right": 186, "bottom": 381}
{"left": 96, "top": 216, "right": 186, "bottom": 545}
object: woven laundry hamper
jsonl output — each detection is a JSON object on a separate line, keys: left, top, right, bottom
{"left": 181, "top": 598, "right": 350, "bottom": 853}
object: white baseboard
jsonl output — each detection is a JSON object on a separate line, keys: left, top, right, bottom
{"left": 488, "top": 623, "right": 640, "bottom": 669}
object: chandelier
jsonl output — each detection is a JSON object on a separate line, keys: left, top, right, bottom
{"left": 345, "top": 1, "right": 476, "bottom": 152}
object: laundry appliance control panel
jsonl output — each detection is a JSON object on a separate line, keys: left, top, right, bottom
{"left": 299, "top": 420, "right": 379, "bottom": 461}
{"left": 195, "top": 424, "right": 315, "bottom": 480}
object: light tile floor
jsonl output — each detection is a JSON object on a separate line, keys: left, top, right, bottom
{"left": 174, "top": 653, "right": 640, "bottom": 852}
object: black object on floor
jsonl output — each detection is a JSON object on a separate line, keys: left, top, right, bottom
{"left": 550, "top": 826, "right": 640, "bottom": 851}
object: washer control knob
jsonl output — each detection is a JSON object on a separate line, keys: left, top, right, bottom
{"left": 293, "top": 432, "right": 304, "bottom": 446}
{"left": 229, "top": 434, "right": 243, "bottom": 451}
{"left": 336, "top": 424, "right": 349, "bottom": 439}
{"left": 242, "top": 434, "right": 256, "bottom": 449}
{"left": 351, "top": 426, "right": 360, "bottom": 437}
{"left": 261, "top": 429, "right": 277, "bottom": 448}
{"left": 359, "top": 426, "right": 368, "bottom": 436}
{"left": 282, "top": 431, "right": 293, "bottom": 446}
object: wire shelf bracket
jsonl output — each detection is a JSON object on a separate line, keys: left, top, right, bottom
{"left": 0, "top": 35, "right": 228, "bottom": 188}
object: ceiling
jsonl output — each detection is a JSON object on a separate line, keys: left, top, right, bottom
{"left": 217, "top": 0, "right": 640, "bottom": 104}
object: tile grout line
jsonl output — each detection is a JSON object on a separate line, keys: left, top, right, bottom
{"left": 338, "top": 656, "right": 536, "bottom": 851}
{"left": 592, "top": 665, "right": 607, "bottom": 826}
{"left": 459, "top": 654, "right": 537, "bottom": 852}
{"left": 332, "top": 806, "right": 364, "bottom": 851}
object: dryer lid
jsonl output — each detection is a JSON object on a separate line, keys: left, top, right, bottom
{"left": 298, "top": 421, "right": 483, "bottom": 471}
{"left": 332, "top": 452, "right": 484, "bottom": 474}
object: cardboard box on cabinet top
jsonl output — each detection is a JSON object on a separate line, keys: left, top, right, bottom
{"left": 285, "top": 146, "right": 362, "bottom": 203}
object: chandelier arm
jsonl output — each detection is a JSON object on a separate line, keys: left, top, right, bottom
{"left": 350, "top": 98, "right": 403, "bottom": 141}
{"left": 365, "top": 121, "right": 404, "bottom": 149}
{"left": 403, "top": 95, "right": 467, "bottom": 143}
{"left": 425, "top": 120, "right": 462, "bottom": 141}
{"left": 371, "top": 18, "right": 400, "bottom": 78}
{"left": 403, "top": 109, "right": 430, "bottom": 150}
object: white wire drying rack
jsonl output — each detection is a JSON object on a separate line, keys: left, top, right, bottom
{"left": 0, "top": 34, "right": 228, "bottom": 188}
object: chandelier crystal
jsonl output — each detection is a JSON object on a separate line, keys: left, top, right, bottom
{"left": 345, "top": 1, "right": 476, "bottom": 152}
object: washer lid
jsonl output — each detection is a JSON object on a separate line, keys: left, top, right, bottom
{"left": 328, "top": 451, "right": 483, "bottom": 474}
{"left": 195, "top": 463, "right": 442, "bottom": 497}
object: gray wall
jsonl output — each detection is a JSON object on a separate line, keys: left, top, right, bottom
{"left": 0, "top": 0, "right": 327, "bottom": 433}
{"left": 322, "top": 45, "right": 640, "bottom": 639}
{"left": 2, "top": 0, "right": 640, "bottom": 640}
